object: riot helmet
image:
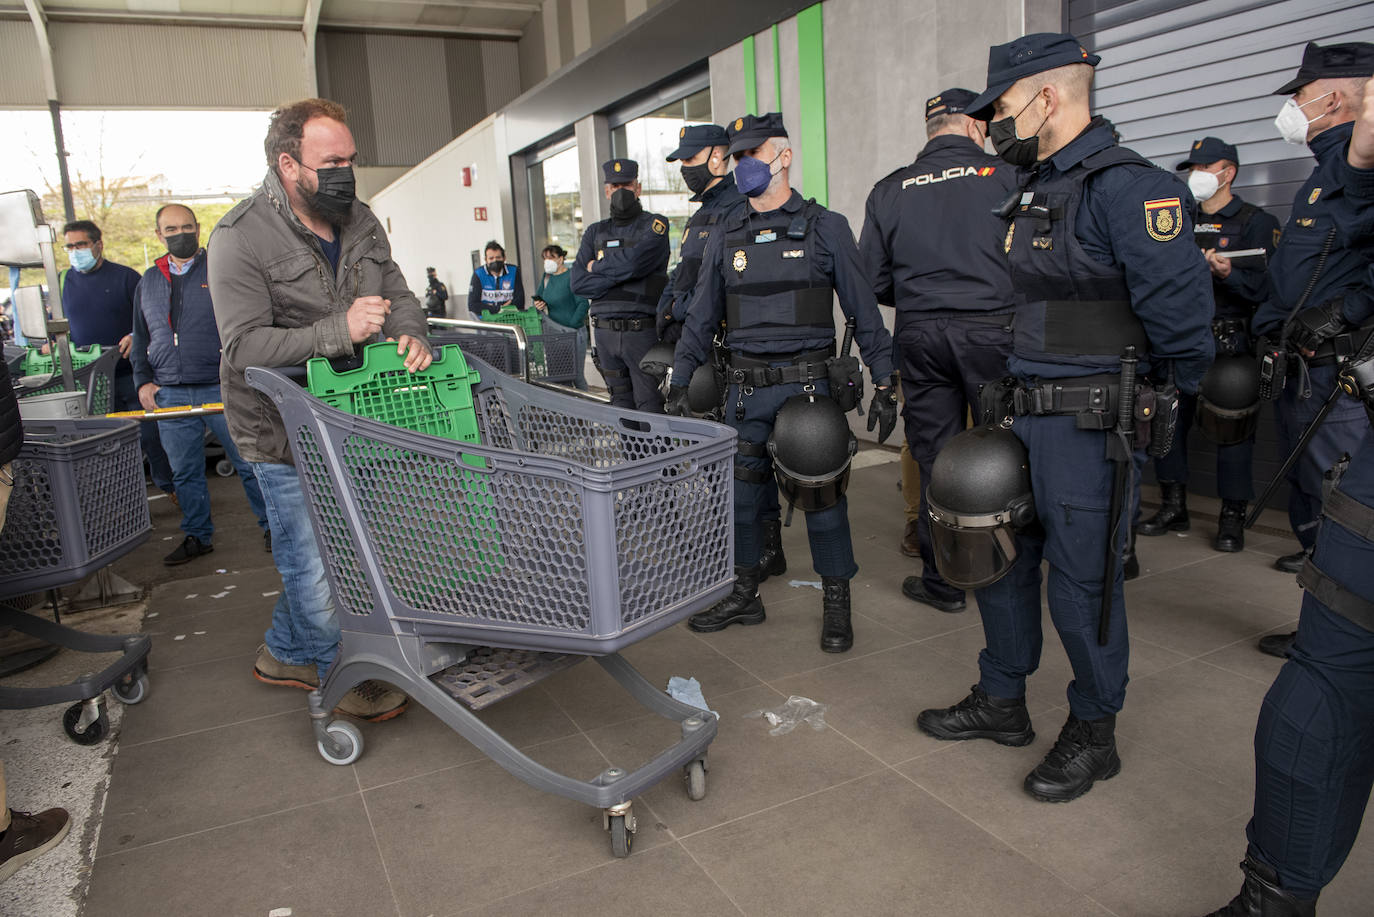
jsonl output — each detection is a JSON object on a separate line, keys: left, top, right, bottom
{"left": 639, "top": 341, "right": 675, "bottom": 382}
{"left": 927, "top": 425, "right": 1035, "bottom": 589}
{"left": 1197, "top": 355, "right": 1260, "bottom": 446}
{"left": 767, "top": 394, "right": 857, "bottom": 512}
{"left": 687, "top": 363, "right": 725, "bottom": 414}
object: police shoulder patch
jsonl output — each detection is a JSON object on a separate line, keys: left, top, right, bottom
{"left": 732, "top": 249, "right": 748, "bottom": 273}
{"left": 652, "top": 218, "right": 667, "bottom": 235}
{"left": 1309, "top": 187, "right": 1322, "bottom": 205}
{"left": 1273, "top": 228, "right": 1282, "bottom": 248}
{"left": 1144, "top": 197, "right": 1183, "bottom": 242}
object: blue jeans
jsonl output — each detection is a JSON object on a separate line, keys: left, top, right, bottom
{"left": 252, "top": 461, "right": 341, "bottom": 679}
{"left": 115, "top": 371, "right": 173, "bottom": 493}
{"left": 542, "top": 315, "right": 589, "bottom": 390}
{"left": 154, "top": 383, "right": 267, "bottom": 541}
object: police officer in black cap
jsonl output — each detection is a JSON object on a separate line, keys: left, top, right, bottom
{"left": 1250, "top": 42, "right": 1374, "bottom": 611}
{"left": 1136, "top": 137, "right": 1280, "bottom": 552}
{"left": 915, "top": 33, "right": 1214, "bottom": 803}
{"left": 570, "top": 158, "right": 671, "bottom": 411}
{"left": 665, "top": 112, "right": 898, "bottom": 653}
{"left": 860, "top": 87, "right": 1021, "bottom": 615}
{"left": 1197, "top": 71, "right": 1374, "bottom": 916}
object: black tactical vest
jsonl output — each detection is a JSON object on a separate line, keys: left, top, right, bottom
{"left": 590, "top": 211, "right": 668, "bottom": 316}
{"left": 1006, "top": 147, "right": 1151, "bottom": 374}
{"left": 719, "top": 201, "right": 835, "bottom": 351}
{"left": 1193, "top": 202, "right": 1259, "bottom": 321}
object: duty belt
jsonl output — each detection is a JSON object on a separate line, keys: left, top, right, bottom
{"left": 1011, "top": 374, "right": 1119, "bottom": 422}
{"left": 1307, "top": 325, "right": 1374, "bottom": 368}
{"left": 729, "top": 348, "right": 833, "bottom": 387}
{"left": 591, "top": 316, "right": 652, "bottom": 332}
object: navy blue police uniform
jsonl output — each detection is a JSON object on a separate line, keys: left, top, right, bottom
{"left": 1140, "top": 137, "right": 1280, "bottom": 539}
{"left": 922, "top": 35, "right": 1213, "bottom": 803}
{"left": 1252, "top": 46, "right": 1374, "bottom": 569}
{"left": 570, "top": 158, "right": 671, "bottom": 412}
{"left": 658, "top": 124, "right": 746, "bottom": 343}
{"left": 859, "top": 88, "right": 1022, "bottom": 612}
{"left": 673, "top": 114, "right": 895, "bottom": 597}
{"left": 1198, "top": 41, "right": 1374, "bottom": 916}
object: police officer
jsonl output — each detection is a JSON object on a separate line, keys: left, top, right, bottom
{"left": 664, "top": 113, "right": 898, "bottom": 653}
{"left": 1198, "top": 78, "right": 1374, "bottom": 915}
{"left": 570, "top": 159, "right": 671, "bottom": 412}
{"left": 860, "top": 88, "right": 1021, "bottom": 615}
{"left": 1136, "top": 137, "right": 1279, "bottom": 552}
{"left": 915, "top": 34, "right": 1214, "bottom": 802}
{"left": 1252, "top": 43, "right": 1374, "bottom": 664}
{"left": 655, "top": 124, "right": 788, "bottom": 580}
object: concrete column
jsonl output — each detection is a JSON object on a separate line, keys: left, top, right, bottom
{"left": 542, "top": 0, "right": 562, "bottom": 76}
{"left": 570, "top": 0, "right": 593, "bottom": 56}
{"left": 575, "top": 112, "right": 611, "bottom": 226}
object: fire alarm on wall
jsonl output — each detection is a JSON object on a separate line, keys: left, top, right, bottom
{"left": 461, "top": 167, "right": 472, "bottom": 186}
{"left": 474, "top": 207, "right": 488, "bottom": 221}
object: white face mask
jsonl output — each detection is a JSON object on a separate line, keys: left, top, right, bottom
{"left": 543, "top": 258, "right": 559, "bottom": 274}
{"left": 1187, "top": 169, "right": 1221, "bottom": 203}
{"left": 1275, "top": 92, "right": 1334, "bottom": 145}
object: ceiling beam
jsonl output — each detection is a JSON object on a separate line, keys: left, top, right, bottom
{"left": 303, "top": 0, "right": 322, "bottom": 96}
{"left": 0, "top": 8, "right": 523, "bottom": 39}
{"left": 22, "top": 0, "right": 57, "bottom": 101}
{"left": 359, "top": 0, "right": 542, "bottom": 10}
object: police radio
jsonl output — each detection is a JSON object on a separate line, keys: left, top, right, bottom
{"left": 1257, "top": 338, "right": 1288, "bottom": 402}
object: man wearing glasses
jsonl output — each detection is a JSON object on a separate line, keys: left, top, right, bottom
{"left": 59, "top": 219, "right": 174, "bottom": 496}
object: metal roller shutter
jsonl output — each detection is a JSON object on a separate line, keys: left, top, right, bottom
{"left": 1072, "top": 0, "right": 1374, "bottom": 508}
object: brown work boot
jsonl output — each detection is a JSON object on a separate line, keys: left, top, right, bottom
{"left": 900, "top": 519, "right": 920, "bottom": 557}
{"left": 0, "top": 807, "right": 71, "bottom": 882}
{"left": 334, "top": 681, "right": 409, "bottom": 722}
{"left": 252, "top": 644, "right": 319, "bottom": 690}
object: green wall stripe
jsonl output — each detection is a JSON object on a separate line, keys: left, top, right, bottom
{"left": 771, "top": 24, "right": 782, "bottom": 112}
{"left": 796, "top": 3, "right": 827, "bottom": 207}
{"left": 742, "top": 34, "right": 758, "bottom": 116}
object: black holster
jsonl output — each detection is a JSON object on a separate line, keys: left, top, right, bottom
{"left": 978, "top": 377, "right": 1019, "bottom": 424}
{"left": 828, "top": 354, "right": 864, "bottom": 412}
{"left": 1144, "top": 378, "right": 1180, "bottom": 458}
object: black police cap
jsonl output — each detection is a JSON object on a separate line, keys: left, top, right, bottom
{"left": 1274, "top": 41, "right": 1374, "bottom": 95}
{"left": 726, "top": 112, "right": 788, "bottom": 156}
{"left": 967, "top": 33, "right": 1101, "bottom": 120}
{"left": 925, "top": 89, "right": 980, "bottom": 120}
{"left": 602, "top": 159, "right": 639, "bottom": 183}
{"left": 666, "top": 124, "right": 730, "bottom": 162}
{"left": 1176, "top": 137, "right": 1240, "bottom": 170}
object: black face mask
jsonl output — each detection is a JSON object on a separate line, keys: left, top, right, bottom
{"left": 164, "top": 232, "right": 198, "bottom": 260}
{"left": 609, "top": 187, "right": 641, "bottom": 221}
{"left": 487, "top": 260, "right": 505, "bottom": 275}
{"left": 299, "top": 162, "right": 356, "bottom": 221}
{"left": 680, "top": 162, "right": 715, "bottom": 196}
{"left": 989, "top": 94, "right": 1049, "bottom": 168}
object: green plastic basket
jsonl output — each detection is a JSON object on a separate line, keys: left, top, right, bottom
{"left": 481, "top": 307, "right": 545, "bottom": 371}
{"left": 306, "top": 342, "right": 483, "bottom": 444}
{"left": 22, "top": 344, "right": 102, "bottom": 376}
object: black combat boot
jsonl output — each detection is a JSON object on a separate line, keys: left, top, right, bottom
{"left": 1214, "top": 500, "right": 1248, "bottom": 553}
{"left": 916, "top": 685, "right": 1035, "bottom": 746}
{"left": 820, "top": 577, "right": 852, "bottom": 653}
{"left": 1273, "top": 550, "right": 1309, "bottom": 574}
{"left": 1199, "top": 852, "right": 1317, "bottom": 917}
{"left": 1023, "top": 713, "right": 1120, "bottom": 802}
{"left": 757, "top": 518, "right": 788, "bottom": 582}
{"left": 688, "top": 566, "right": 765, "bottom": 633}
{"left": 1137, "top": 481, "right": 1190, "bottom": 535}
{"left": 1258, "top": 631, "right": 1296, "bottom": 658}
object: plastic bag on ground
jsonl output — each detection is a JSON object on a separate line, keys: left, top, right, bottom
{"left": 744, "top": 695, "right": 829, "bottom": 736}
{"left": 667, "top": 675, "right": 717, "bottom": 719}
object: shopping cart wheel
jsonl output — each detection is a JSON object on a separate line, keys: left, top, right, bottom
{"left": 63, "top": 699, "right": 109, "bottom": 745}
{"left": 112, "top": 672, "right": 149, "bottom": 705}
{"left": 608, "top": 814, "right": 633, "bottom": 858}
{"left": 684, "top": 760, "right": 707, "bottom": 801}
{"left": 215, "top": 459, "right": 234, "bottom": 477}
{"left": 316, "top": 720, "right": 363, "bottom": 765}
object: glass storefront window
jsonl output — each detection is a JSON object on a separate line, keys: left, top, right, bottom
{"left": 610, "top": 87, "right": 713, "bottom": 267}
{"left": 529, "top": 143, "right": 582, "bottom": 257}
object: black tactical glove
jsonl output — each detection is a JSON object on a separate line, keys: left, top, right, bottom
{"left": 1289, "top": 300, "right": 1347, "bottom": 354}
{"left": 664, "top": 384, "right": 691, "bottom": 417}
{"left": 866, "top": 383, "right": 899, "bottom": 444}
{"left": 639, "top": 343, "right": 674, "bottom": 382}
{"left": 655, "top": 305, "right": 680, "bottom": 341}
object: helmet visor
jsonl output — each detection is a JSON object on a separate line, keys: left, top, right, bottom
{"left": 929, "top": 513, "right": 1020, "bottom": 589}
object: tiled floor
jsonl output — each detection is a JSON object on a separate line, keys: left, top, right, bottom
{"left": 71, "top": 465, "right": 1374, "bottom": 916}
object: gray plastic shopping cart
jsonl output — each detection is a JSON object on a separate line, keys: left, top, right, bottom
{"left": 245, "top": 340, "right": 735, "bottom": 856}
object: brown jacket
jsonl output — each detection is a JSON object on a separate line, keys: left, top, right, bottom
{"left": 209, "top": 170, "right": 428, "bottom": 464}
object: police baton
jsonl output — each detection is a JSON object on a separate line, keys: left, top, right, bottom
{"left": 1244, "top": 383, "right": 1342, "bottom": 530}
{"left": 1100, "top": 346, "right": 1137, "bottom": 646}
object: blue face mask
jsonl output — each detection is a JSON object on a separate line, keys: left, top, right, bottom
{"left": 69, "top": 248, "right": 97, "bottom": 272}
{"left": 734, "top": 151, "right": 780, "bottom": 198}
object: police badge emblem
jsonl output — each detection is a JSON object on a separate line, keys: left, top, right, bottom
{"left": 1308, "top": 187, "right": 1322, "bottom": 205}
{"left": 651, "top": 218, "right": 666, "bottom": 235}
{"left": 734, "top": 118, "right": 744, "bottom": 131}
{"left": 733, "top": 249, "right": 748, "bottom": 273}
{"left": 1144, "top": 197, "right": 1183, "bottom": 242}
{"left": 1003, "top": 222, "right": 1015, "bottom": 254}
